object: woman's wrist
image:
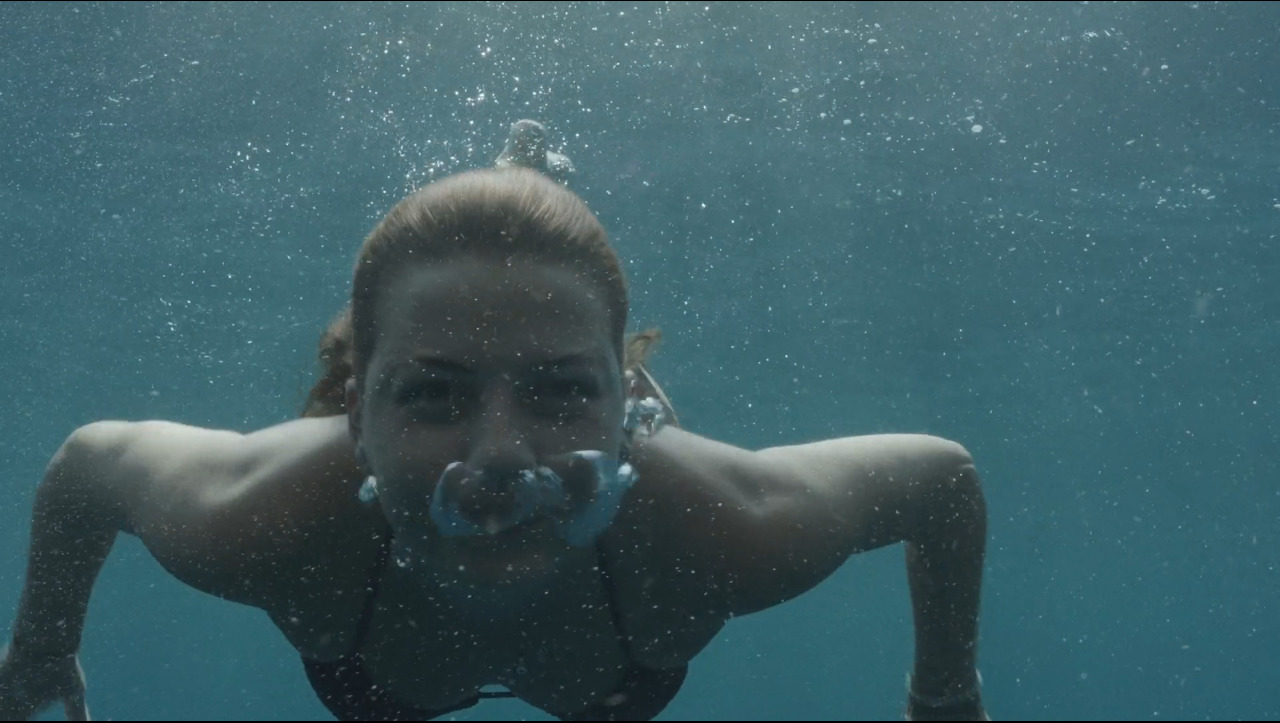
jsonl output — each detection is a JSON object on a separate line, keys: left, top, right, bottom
{"left": 8, "top": 626, "right": 78, "bottom": 663}
{"left": 905, "top": 670, "right": 985, "bottom": 721}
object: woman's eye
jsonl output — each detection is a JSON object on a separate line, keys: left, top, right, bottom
{"left": 396, "top": 380, "right": 451, "bottom": 403}
{"left": 394, "top": 379, "right": 470, "bottom": 420}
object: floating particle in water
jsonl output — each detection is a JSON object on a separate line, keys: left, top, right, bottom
{"left": 971, "top": 124, "right": 984, "bottom": 133}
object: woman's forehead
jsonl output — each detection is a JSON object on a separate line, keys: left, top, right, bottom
{"left": 373, "top": 259, "right": 615, "bottom": 363}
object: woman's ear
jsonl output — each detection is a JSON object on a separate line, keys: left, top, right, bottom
{"left": 345, "top": 378, "right": 369, "bottom": 472}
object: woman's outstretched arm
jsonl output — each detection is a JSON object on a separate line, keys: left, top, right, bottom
{"left": 633, "top": 429, "right": 989, "bottom": 720}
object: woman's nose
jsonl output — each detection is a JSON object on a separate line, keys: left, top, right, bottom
{"left": 466, "top": 382, "right": 536, "bottom": 476}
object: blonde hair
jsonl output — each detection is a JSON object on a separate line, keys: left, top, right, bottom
{"left": 302, "top": 169, "right": 659, "bottom": 416}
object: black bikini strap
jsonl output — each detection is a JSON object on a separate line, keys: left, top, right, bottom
{"left": 352, "top": 528, "right": 394, "bottom": 649}
{"left": 594, "top": 541, "right": 640, "bottom": 662}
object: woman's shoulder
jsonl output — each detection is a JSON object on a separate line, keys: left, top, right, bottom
{"left": 65, "top": 418, "right": 239, "bottom": 461}
{"left": 65, "top": 417, "right": 378, "bottom": 609}
{"left": 64, "top": 416, "right": 359, "bottom": 502}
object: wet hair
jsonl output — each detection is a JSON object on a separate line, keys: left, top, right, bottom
{"left": 302, "top": 169, "right": 659, "bottom": 417}
{"left": 301, "top": 306, "right": 354, "bottom": 417}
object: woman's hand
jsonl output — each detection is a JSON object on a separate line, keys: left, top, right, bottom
{"left": 0, "top": 643, "right": 90, "bottom": 721}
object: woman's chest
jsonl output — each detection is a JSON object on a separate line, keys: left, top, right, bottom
{"left": 359, "top": 570, "right": 634, "bottom": 714}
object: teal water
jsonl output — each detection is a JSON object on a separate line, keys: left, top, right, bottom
{"left": 2, "top": 2, "right": 1276, "bottom": 720}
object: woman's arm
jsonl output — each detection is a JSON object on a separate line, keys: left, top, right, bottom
{"left": 762, "top": 434, "right": 986, "bottom": 719}
{"left": 2, "top": 424, "right": 152, "bottom": 721}
{"left": 9, "top": 416, "right": 361, "bottom": 656}
{"left": 11, "top": 424, "right": 139, "bottom": 660}
{"left": 633, "top": 430, "right": 987, "bottom": 719}
{"left": 3, "top": 417, "right": 362, "bottom": 720}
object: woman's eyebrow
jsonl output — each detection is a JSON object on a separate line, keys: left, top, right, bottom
{"left": 402, "top": 357, "right": 473, "bottom": 374}
{"left": 373, "top": 358, "right": 472, "bottom": 392}
{"left": 529, "top": 354, "right": 607, "bottom": 374}
{"left": 381, "top": 353, "right": 604, "bottom": 383}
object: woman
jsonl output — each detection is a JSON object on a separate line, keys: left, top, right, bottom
{"left": 1, "top": 167, "right": 989, "bottom": 721}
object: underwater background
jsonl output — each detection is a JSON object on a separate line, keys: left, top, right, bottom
{"left": 1, "top": 2, "right": 1276, "bottom": 720}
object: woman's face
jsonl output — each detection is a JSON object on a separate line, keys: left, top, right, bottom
{"left": 351, "top": 256, "right": 625, "bottom": 580}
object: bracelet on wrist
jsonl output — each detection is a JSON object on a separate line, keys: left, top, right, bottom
{"left": 906, "top": 669, "right": 983, "bottom": 710}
